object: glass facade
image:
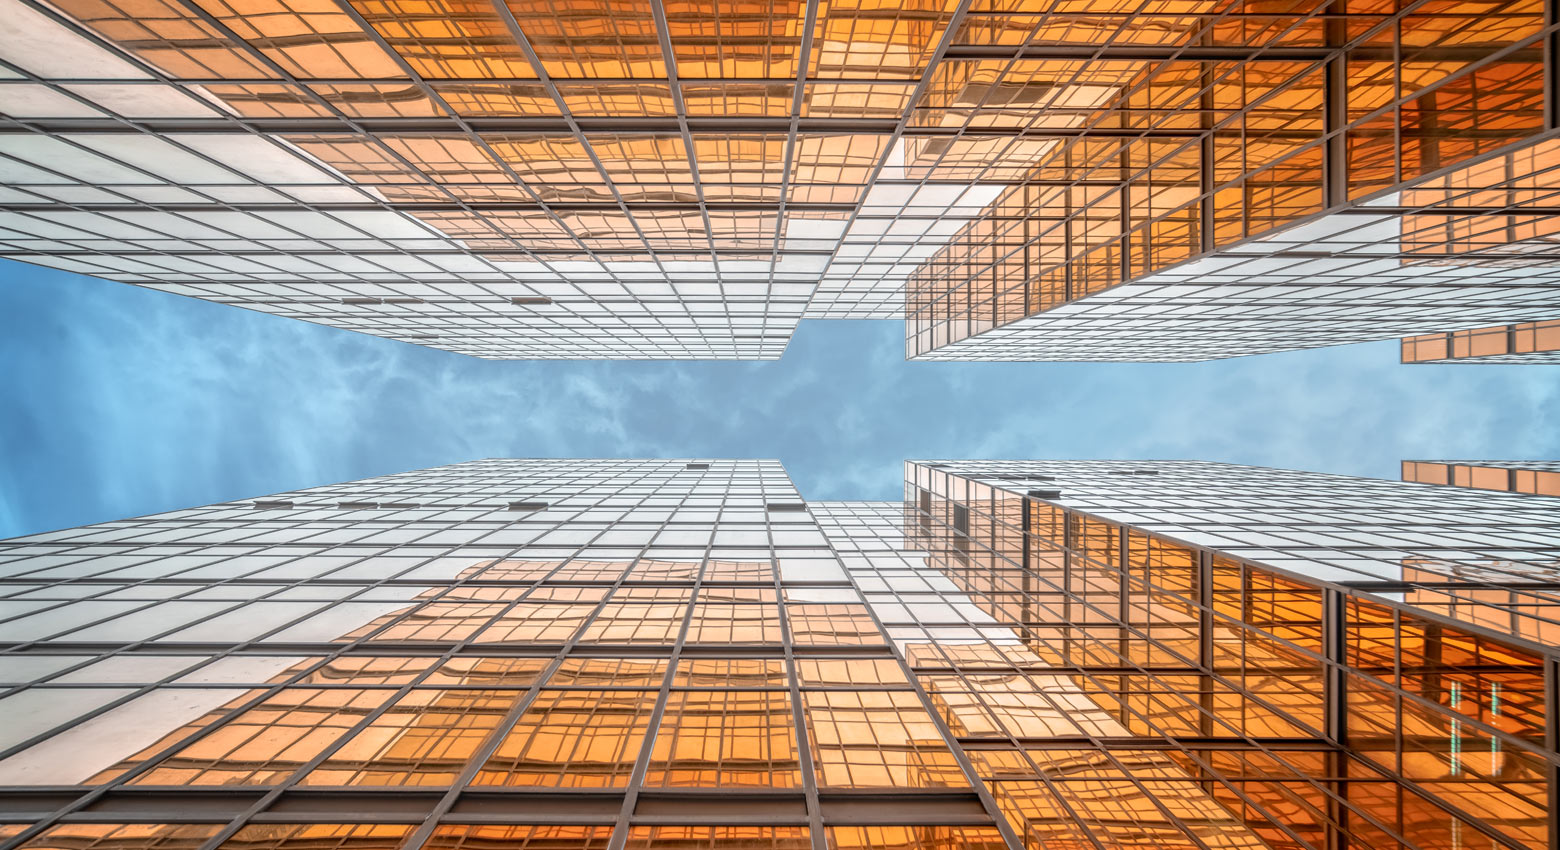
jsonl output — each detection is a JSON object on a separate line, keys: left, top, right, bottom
{"left": 1, "top": 457, "right": 1557, "bottom": 849}
{"left": 1402, "top": 321, "right": 1560, "bottom": 364}
{"left": 906, "top": 2, "right": 1560, "bottom": 361}
{"left": 906, "top": 459, "right": 1559, "bottom": 849}
{"left": 4, "top": 0, "right": 1559, "bottom": 360}
{"left": 1403, "top": 459, "right": 1560, "bottom": 496}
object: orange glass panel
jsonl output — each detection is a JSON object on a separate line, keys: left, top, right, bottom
{"left": 472, "top": 689, "right": 657, "bottom": 787}
{"left": 643, "top": 689, "right": 802, "bottom": 787}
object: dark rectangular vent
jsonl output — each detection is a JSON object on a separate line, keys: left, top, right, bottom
{"left": 1027, "top": 489, "right": 1063, "bottom": 500}
{"left": 766, "top": 502, "right": 807, "bottom": 512}
{"left": 685, "top": 462, "right": 709, "bottom": 470}
{"left": 1024, "top": 474, "right": 1055, "bottom": 481}
{"left": 381, "top": 297, "right": 423, "bottom": 305}
{"left": 341, "top": 296, "right": 381, "bottom": 305}
{"left": 252, "top": 500, "right": 293, "bottom": 509}
{"left": 337, "top": 501, "right": 379, "bottom": 509}
{"left": 510, "top": 296, "right": 552, "bottom": 305}
{"left": 378, "top": 502, "right": 421, "bottom": 509}
{"left": 508, "top": 500, "right": 548, "bottom": 511}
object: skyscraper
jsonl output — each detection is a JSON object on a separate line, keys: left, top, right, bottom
{"left": 0, "top": 458, "right": 1554, "bottom": 850}
{"left": 3, "top": 0, "right": 1559, "bottom": 361}
{"left": 1403, "top": 458, "right": 1560, "bottom": 496}
{"left": 1402, "top": 322, "right": 1560, "bottom": 364}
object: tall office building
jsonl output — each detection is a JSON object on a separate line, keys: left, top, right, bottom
{"left": 1, "top": 458, "right": 1555, "bottom": 850}
{"left": 1403, "top": 458, "right": 1560, "bottom": 496}
{"left": 1401, "top": 322, "right": 1560, "bottom": 364}
{"left": 3, "top": 0, "right": 1560, "bottom": 361}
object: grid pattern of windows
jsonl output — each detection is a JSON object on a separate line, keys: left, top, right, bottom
{"left": 906, "top": 2, "right": 1560, "bottom": 361}
{"left": 1404, "top": 459, "right": 1560, "bottom": 497}
{"left": 1402, "top": 321, "right": 1560, "bottom": 364}
{"left": 905, "top": 459, "right": 1560, "bottom": 850}
{"left": 0, "top": 459, "right": 1024, "bottom": 850}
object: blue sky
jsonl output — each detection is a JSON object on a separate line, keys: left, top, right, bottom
{"left": 2, "top": 259, "right": 1557, "bottom": 539}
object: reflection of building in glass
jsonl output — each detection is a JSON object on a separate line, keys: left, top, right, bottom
{"left": 1402, "top": 321, "right": 1560, "bottom": 364}
{"left": 0, "top": 458, "right": 1556, "bottom": 849}
{"left": 5, "top": 1, "right": 1560, "bottom": 360}
{"left": 1403, "top": 458, "right": 1560, "bottom": 496}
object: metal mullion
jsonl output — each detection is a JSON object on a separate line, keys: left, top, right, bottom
{"left": 394, "top": 466, "right": 677, "bottom": 850}
{"left": 773, "top": 547, "right": 826, "bottom": 850}
{"left": 817, "top": 527, "right": 1023, "bottom": 849}
{"left": 762, "top": 0, "right": 819, "bottom": 326}
{"left": 603, "top": 525, "right": 705, "bottom": 850}
{"left": 647, "top": 0, "right": 719, "bottom": 278}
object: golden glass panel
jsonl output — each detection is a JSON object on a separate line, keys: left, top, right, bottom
{"left": 187, "top": 0, "right": 404, "bottom": 79}
{"left": 579, "top": 602, "right": 687, "bottom": 644}
{"left": 12, "top": 825, "right": 224, "bottom": 850}
{"left": 548, "top": 657, "right": 670, "bottom": 687}
{"left": 786, "top": 603, "right": 883, "bottom": 645}
{"left": 512, "top": 0, "right": 665, "bottom": 79}
{"left": 299, "top": 688, "right": 520, "bottom": 785}
{"left": 472, "top": 602, "right": 595, "bottom": 643}
{"left": 697, "top": 586, "right": 778, "bottom": 603}
{"left": 627, "top": 559, "right": 704, "bottom": 582}
{"left": 803, "top": 690, "right": 968, "bottom": 789}
{"left": 672, "top": 657, "right": 788, "bottom": 688}
{"left": 664, "top": 0, "right": 808, "bottom": 78}
{"left": 683, "top": 83, "right": 795, "bottom": 117}
{"left": 811, "top": 0, "right": 959, "bottom": 81}
{"left": 422, "top": 825, "right": 612, "bottom": 850}
{"left": 685, "top": 603, "right": 783, "bottom": 644}
{"left": 472, "top": 689, "right": 657, "bottom": 787}
{"left": 612, "top": 586, "right": 695, "bottom": 603}
{"left": 794, "top": 658, "right": 909, "bottom": 687}
{"left": 643, "top": 689, "right": 802, "bottom": 787}
{"left": 348, "top": 0, "right": 539, "bottom": 79}
{"left": 306, "top": 84, "right": 445, "bottom": 117}
{"left": 701, "top": 559, "right": 776, "bottom": 582}
{"left": 429, "top": 656, "right": 550, "bottom": 686}
{"left": 553, "top": 560, "right": 634, "bottom": 582}
{"left": 826, "top": 826, "right": 1007, "bottom": 850}
{"left": 434, "top": 83, "right": 561, "bottom": 117}
{"left": 294, "top": 655, "right": 437, "bottom": 685}
{"left": 215, "top": 824, "right": 413, "bottom": 850}
{"left": 557, "top": 82, "right": 676, "bottom": 116}
{"left": 623, "top": 826, "right": 809, "bottom": 850}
